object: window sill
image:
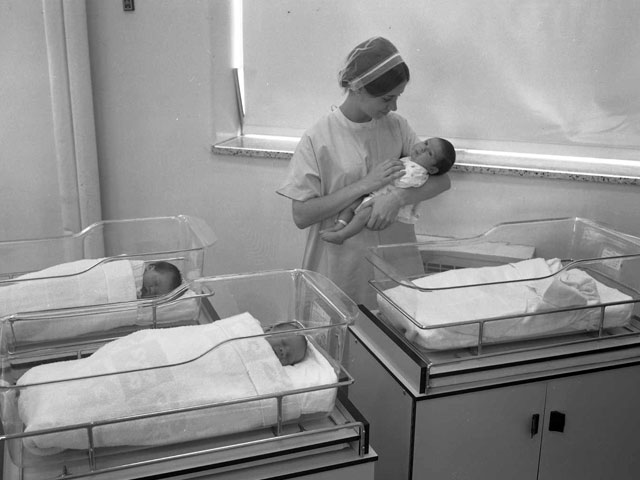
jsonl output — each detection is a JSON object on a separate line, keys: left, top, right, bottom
{"left": 212, "top": 135, "right": 640, "bottom": 186}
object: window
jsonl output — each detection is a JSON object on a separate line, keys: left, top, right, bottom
{"left": 241, "top": 0, "right": 640, "bottom": 166}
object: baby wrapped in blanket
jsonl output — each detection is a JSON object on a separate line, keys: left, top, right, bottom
{"left": 15, "top": 312, "right": 338, "bottom": 456}
{"left": 0, "top": 258, "right": 182, "bottom": 317}
{"left": 0, "top": 259, "right": 187, "bottom": 343}
{"left": 379, "top": 258, "right": 634, "bottom": 350}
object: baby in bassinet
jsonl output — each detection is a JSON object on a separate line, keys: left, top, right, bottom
{"left": 134, "top": 261, "right": 183, "bottom": 299}
{"left": 320, "top": 137, "right": 456, "bottom": 244}
{"left": 0, "top": 259, "right": 185, "bottom": 324}
{"left": 16, "top": 312, "right": 336, "bottom": 456}
{"left": 265, "top": 321, "right": 308, "bottom": 366}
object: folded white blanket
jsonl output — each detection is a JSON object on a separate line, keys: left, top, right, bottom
{"left": 2, "top": 259, "right": 199, "bottom": 344}
{"left": 286, "top": 339, "right": 339, "bottom": 414}
{"left": 1, "top": 259, "right": 136, "bottom": 317}
{"left": 379, "top": 258, "right": 633, "bottom": 350}
{"left": 17, "top": 313, "right": 337, "bottom": 455}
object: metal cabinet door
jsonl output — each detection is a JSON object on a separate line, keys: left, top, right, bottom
{"left": 413, "top": 383, "right": 546, "bottom": 480}
{"left": 539, "top": 365, "right": 640, "bottom": 480}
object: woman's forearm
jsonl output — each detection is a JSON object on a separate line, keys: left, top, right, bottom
{"left": 292, "top": 180, "right": 371, "bottom": 229}
{"left": 393, "top": 173, "right": 451, "bottom": 205}
{"left": 363, "top": 173, "right": 451, "bottom": 231}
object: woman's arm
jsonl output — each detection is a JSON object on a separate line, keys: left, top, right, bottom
{"left": 365, "top": 173, "right": 451, "bottom": 230}
{"left": 394, "top": 172, "right": 451, "bottom": 204}
{"left": 292, "top": 159, "right": 405, "bottom": 229}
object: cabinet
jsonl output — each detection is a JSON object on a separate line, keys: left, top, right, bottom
{"left": 538, "top": 368, "right": 640, "bottom": 480}
{"left": 348, "top": 318, "right": 640, "bottom": 480}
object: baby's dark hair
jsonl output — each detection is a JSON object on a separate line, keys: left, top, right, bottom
{"left": 432, "top": 137, "right": 456, "bottom": 176}
{"left": 150, "top": 261, "right": 182, "bottom": 290}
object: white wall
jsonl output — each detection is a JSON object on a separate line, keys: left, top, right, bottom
{"left": 2, "top": 0, "right": 638, "bottom": 274}
{"left": 0, "top": 2, "right": 63, "bottom": 240}
{"left": 86, "top": 0, "right": 638, "bottom": 278}
{"left": 87, "top": 0, "right": 306, "bottom": 275}
{"left": 1, "top": 0, "right": 101, "bottom": 244}
{"left": 418, "top": 171, "right": 640, "bottom": 239}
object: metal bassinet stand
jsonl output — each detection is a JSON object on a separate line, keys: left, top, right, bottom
{"left": 1, "top": 270, "right": 377, "bottom": 480}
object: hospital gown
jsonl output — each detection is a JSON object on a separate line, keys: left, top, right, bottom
{"left": 277, "top": 108, "right": 421, "bottom": 307}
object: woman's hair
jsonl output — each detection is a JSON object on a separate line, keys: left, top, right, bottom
{"left": 150, "top": 261, "right": 182, "bottom": 290}
{"left": 339, "top": 37, "right": 410, "bottom": 97}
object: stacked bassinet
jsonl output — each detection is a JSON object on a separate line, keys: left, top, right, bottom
{"left": 0, "top": 217, "right": 356, "bottom": 476}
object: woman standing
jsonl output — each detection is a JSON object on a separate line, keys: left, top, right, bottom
{"left": 277, "top": 37, "right": 451, "bottom": 306}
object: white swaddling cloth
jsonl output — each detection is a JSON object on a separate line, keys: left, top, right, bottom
{"left": 16, "top": 312, "right": 338, "bottom": 456}
{"left": 1, "top": 259, "right": 199, "bottom": 343}
{"left": 379, "top": 258, "right": 634, "bottom": 350}
{"left": 0, "top": 259, "right": 136, "bottom": 317}
{"left": 360, "top": 157, "right": 428, "bottom": 224}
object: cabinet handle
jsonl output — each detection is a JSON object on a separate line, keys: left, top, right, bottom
{"left": 530, "top": 413, "right": 540, "bottom": 438}
{"left": 549, "top": 410, "right": 566, "bottom": 432}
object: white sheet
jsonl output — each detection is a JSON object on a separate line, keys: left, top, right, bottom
{"left": 378, "top": 258, "right": 634, "bottom": 350}
{"left": 16, "top": 313, "right": 338, "bottom": 455}
{"left": 1, "top": 259, "right": 199, "bottom": 344}
{"left": 0, "top": 259, "right": 136, "bottom": 317}
{"left": 285, "top": 339, "right": 338, "bottom": 414}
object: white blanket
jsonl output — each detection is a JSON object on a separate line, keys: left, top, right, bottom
{"left": 17, "top": 313, "right": 338, "bottom": 455}
{"left": 379, "top": 258, "right": 634, "bottom": 350}
{"left": 1, "top": 259, "right": 198, "bottom": 344}
{"left": 1, "top": 259, "right": 136, "bottom": 317}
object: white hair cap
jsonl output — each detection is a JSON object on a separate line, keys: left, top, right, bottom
{"left": 339, "top": 37, "right": 405, "bottom": 91}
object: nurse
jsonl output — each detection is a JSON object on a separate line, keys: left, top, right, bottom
{"left": 277, "top": 37, "right": 451, "bottom": 306}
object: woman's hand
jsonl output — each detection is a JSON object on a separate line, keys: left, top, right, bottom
{"left": 361, "top": 159, "right": 405, "bottom": 193}
{"left": 362, "top": 191, "right": 402, "bottom": 230}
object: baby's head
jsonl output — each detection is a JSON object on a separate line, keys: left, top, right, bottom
{"left": 265, "top": 322, "right": 308, "bottom": 366}
{"left": 140, "top": 261, "right": 182, "bottom": 298}
{"left": 410, "top": 137, "right": 456, "bottom": 175}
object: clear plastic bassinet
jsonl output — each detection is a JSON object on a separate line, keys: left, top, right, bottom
{"left": 0, "top": 216, "right": 216, "bottom": 332}
{"left": 365, "top": 217, "right": 640, "bottom": 359}
{"left": 0, "top": 215, "right": 217, "bottom": 282}
{"left": 0, "top": 269, "right": 363, "bottom": 479}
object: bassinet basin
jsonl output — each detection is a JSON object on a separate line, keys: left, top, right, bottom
{"left": 367, "top": 217, "right": 640, "bottom": 359}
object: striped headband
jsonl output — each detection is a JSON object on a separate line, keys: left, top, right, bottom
{"left": 348, "top": 52, "right": 405, "bottom": 91}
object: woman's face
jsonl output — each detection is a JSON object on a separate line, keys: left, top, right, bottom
{"left": 357, "top": 81, "right": 407, "bottom": 120}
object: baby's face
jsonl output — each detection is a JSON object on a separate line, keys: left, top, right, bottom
{"left": 141, "top": 267, "right": 175, "bottom": 298}
{"left": 410, "top": 138, "right": 446, "bottom": 174}
{"left": 266, "top": 329, "right": 307, "bottom": 366}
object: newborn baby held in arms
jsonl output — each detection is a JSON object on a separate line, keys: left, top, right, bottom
{"left": 320, "top": 137, "right": 455, "bottom": 244}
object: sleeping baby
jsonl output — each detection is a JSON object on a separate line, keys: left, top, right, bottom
{"left": 264, "top": 322, "right": 308, "bottom": 366}
{"left": 133, "top": 261, "right": 183, "bottom": 299}
{"left": 0, "top": 258, "right": 185, "bottom": 323}
{"left": 15, "top": 312, "right": 334, "bottom": 456}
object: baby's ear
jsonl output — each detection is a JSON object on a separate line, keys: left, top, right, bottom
{"left": 427, "top": 166, "right": 439, "bottom": 175}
